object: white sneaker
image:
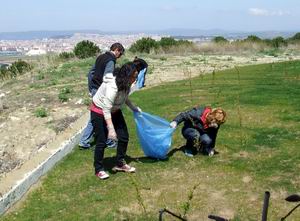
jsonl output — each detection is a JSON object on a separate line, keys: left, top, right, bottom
{"left": 95, "top": 171, "right": 109, "bottom": 179}
{"left": 113, "top": 164, "right": 136, "bottom": 173}
{"left": 208, "top": 150, "right": 215, "bottom": 157}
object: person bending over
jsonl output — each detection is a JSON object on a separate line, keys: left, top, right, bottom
{"left": 170, "top": 106, "right": 226, "bottom": 157}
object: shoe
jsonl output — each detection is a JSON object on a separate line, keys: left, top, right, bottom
{"left": 79, "top": 143, "right": 91, "bottom": 150}
{"left": 95, "top": 171, "right": 109, "bottom": 179}
{"left": 184, "top": 149, "right": 194, "bottom": 157}
{"left": 113, "top": 164, "right": 136, "bottom": 173}
{"left": 106, "top": 139, "right": 117, "bottom": 149}
{"left": 208, "top": 149, "right": 215, "bottom": 157}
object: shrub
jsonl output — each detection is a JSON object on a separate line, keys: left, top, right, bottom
{"left": 59, "top": 51, "right": 75, "bottom": 60}
{"left": 35, "top": 107, "right": 48, "bottom": 118}
{"left": 9, "top": 60, "right": 32, "bottom": 77}
{"left": 58, "top": 93, "right": 68, "bottom": 102}
{"left": 159, "top": 37, "right": 178, "bottom": 48}
{"left": 244, "top": 35, "right": 262, "bottom": 42}
{"left": 73, "top": 40, "right": 100, "bottom": 59}
{"left": 212, "top": 36, "right": 229, "bottom": 43}
{"left": 129, "top": 37, "right": 158, "bottom": 53}
{"left": 270, "top": 37, "right": 287, "bottom": 48}
{"left": 287, "top": 32, "right": 300, "bottom": 43}
{"left": 129, "top": 37, "right": 194, "bottom": 54}
{"left": 58, "top": 87, "right": 72, "bottom": 102}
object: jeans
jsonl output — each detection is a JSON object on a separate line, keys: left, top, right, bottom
{"left": 91, "top": 110, "right": 129, "bottom": 173}
{"left": 182, "top": 127, "right": 216, "bottom": 154}
{"left": 79, "top": 89, "right": 97, "bottom": 148}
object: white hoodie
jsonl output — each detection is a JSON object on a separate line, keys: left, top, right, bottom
{"left": 93, "top": 73, "right": 131, "bottom": 120}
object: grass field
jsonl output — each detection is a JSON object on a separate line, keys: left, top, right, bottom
{"left": 2, "top": 61, "right": 300, "bottom": 221}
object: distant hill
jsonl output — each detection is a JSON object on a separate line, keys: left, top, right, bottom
{"left": 0, "top": 30, "right": 106, "bottom": 40}
{"left": 0, "top": 29, "right": 298, "bottom": 40}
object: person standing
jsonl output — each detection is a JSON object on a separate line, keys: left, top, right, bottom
{"left": 91, "top": 62, "right": 141, "bottom": 179}
{"left": 79, "top": 43, "right": 125, "bottom": 149}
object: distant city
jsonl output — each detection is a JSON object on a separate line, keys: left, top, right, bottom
{"left": 0, "top": 33, "right": 163, "bottom": 57}
{"left": 0, "top": 29, "right": 297, "bottom": 59}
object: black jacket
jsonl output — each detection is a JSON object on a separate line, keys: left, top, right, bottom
{"left": 173, "top": 106, "right": 219, "bottom": 147}
{"left": 90, "top": 52, "right": 116, "bottom": 90}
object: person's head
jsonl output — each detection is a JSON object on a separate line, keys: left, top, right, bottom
{"left": 206, "top": 108, "right": 226, "bottom": 128}
{"left": 133, "top": 57, "right": 148, "bottom": 72}
{"left": 115, "top": 62, "right": 138, "bottom": 93}
{"left": 110, "top": 43, "right": 125, "bottom": 59}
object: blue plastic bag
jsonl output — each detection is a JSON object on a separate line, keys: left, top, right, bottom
{"left": 133, "top": 112, "right": 175, "bottom": 159}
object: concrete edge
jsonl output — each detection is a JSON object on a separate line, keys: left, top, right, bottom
{"left": 0, "top": 125, "right": 84, "bottom": 215}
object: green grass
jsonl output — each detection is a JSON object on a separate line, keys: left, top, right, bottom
{"left": 2, "top": 61, "right": 300, "bottom": 220}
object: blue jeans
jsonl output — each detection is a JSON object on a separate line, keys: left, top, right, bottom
{"left": 79, "top": 89, "right": 97, "bottom": 148}
{"left": 182, "top": 127, "right": 214, "bottom": 154}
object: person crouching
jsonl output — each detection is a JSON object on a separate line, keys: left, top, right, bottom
{"left": 170, "top": 106, "right": 226, "bottom": 157}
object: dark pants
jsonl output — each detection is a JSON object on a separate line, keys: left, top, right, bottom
{"left": 182, "top": 127, "right": 215, "bottom": 154}
{"left": 91, "top": 110, "right": 129, "bottom": 173}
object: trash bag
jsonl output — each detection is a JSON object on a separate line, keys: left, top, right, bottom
{"left": 133, "top": 112, "right": 175, "bottom": 159}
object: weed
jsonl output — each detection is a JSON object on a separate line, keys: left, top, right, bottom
{"left": 34, "top": 107, "right": 48, "bottom": 118}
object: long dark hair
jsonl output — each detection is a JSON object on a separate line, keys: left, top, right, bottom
{"left": 114, "top": 62, "right": 137, "bottom": 93}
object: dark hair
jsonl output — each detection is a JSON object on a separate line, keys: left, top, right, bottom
{"left": 133, "top": 57, "right": 148, "bottom": 72}
{"left": 115, "top": 62, "right": 137, "bottom": 93}
{"left": 110, "top": 43, "right": 125, "bottom": 54}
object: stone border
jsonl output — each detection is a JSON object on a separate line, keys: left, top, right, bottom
{"left": 0, "top": 113, "right": 89, "bottom": 215}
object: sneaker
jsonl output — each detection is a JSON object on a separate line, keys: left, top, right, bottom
{"left": 79, "top": 143, "right": 91, "bottom": 150}
{"left": 208, "top": 149, "right": 215, "bottom": 157}
{"left": 113, "top": 164, "right": 136, "bottom": 173}
{"left": 95, "top": 171, "right": 109, "bottom": 179}
{"left": 184, "top": 149, "right": 194, "bottom": 157}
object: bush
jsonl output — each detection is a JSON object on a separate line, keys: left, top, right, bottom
{"left": 35, "top": 107, "right": 48, "bottom": 118}
{"left": 9, "top": 60, "right": 32, "bottom": 77}
{"left": 59, "top": 51, "right": 75, "bottom": 60}
{"left": 129, "top": 37, "right": 194, "bottom": 54}
{"left": 159, "top": 37, "right": 178, "bottom": 48}
{"left": 270, "top": 37, "right": 287, "bottom": 48}
{"left": 129, "top": 37, "right": 158, "bottom": 53}
{"left": 244, "top": 35, "right": 262, "bottom": 42}
{"left": 73, "top": 40, "right": 100, "bottom": 59}
{"left": 212, "top": 36, "right": 229, "bottom": 43}
{"left": 0, "top": 67, "right": 9, "bottom": 80}
{"left": 287, "top": 32, "right": 300, "bottom": 43}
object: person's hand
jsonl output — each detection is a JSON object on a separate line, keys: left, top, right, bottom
{"left": 107, "top": 126, "right": 117, "bottom": 140}
{"left": 132, "top": 106, "right": 142, "bottom": 113}
{"left": 169, "top": 121, "right": 177, "bottom": 128}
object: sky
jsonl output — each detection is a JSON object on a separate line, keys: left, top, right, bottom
{"left": 1, "top": 0, "right": 300, "bottom": 32}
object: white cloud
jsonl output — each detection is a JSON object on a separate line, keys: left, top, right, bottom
{"left": 248, "top": 8, "right": 291, "bottom": 16}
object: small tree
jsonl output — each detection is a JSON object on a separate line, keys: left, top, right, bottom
{"left": 129, "top": 37, "right": 158, "bottom": 53}
{"left": 288, "top": 32, "right": 300, "bottom": 43}
{"left": 244, "top": 35, "right": 262, "bottom": 42}
{"left": 271, "top": 37, "right": 287, "bottom": 48}
{"left": 212, "top": 36, "right": 229, "bottom": 43}
{"left": 159, "top": 37, "right": 178, "bottom": 48}
{"left": 73, "top": 40, "right": 100, "bottom": 59}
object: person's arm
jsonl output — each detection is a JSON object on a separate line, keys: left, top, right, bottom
{"left": 170, "top": 107, "right": 204, "bottom": 128}
{"left": 103, "top": 61, "right": 114, "bottom": 75}
{"left": 125, "top": 98, "right": 141, "bottom": 112}
{"left": 210, "top": 128, "right": 219, "bottom": 148}
{"left": 96, "top": 79, "right": 118, "bottom": 140}
{"left": 173, "top": 107, "right": 204, "bottom": 125}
